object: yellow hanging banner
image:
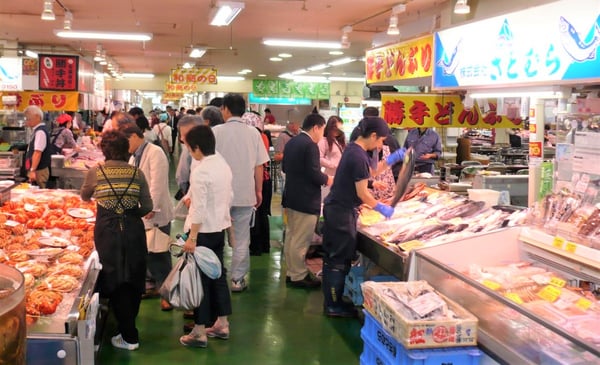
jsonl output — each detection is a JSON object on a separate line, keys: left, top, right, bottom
{"left": 170, "top": 67, "right": 218, "bottom": 84}
{"left": 381, "top": 93, "right": 524, "bottom": 129}
{"left": 0, "top": 91, "right": 79, "bottom": 111}
{"left": 366, "top": 35, "right": 433, "bottom": 83}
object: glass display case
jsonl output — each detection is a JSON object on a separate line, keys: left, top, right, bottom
{"left": 409, "top": 227, "right": 600, "bottom": 364}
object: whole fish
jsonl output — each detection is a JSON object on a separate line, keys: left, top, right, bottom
{"left": 390, "top": 148, "right": 416, "bottom": 207}
{"left": 438, "top": 200, "right": 485, "bottom": 221}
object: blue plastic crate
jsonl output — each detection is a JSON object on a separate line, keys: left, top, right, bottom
{"left": 361, "top": 310, "right": 481, "bottom": 365}
{"left": 344, "top": 267, "right": 398, "bottom": 306}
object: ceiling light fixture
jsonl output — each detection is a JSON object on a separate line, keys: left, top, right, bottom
{"left": 63, "top": 10, "right": 73, "bottom": 30}
{"left": 122, "top": 73, "right": 155, "bottom": 79}
{"left": 25, "top": 50, "right": 39, "bottom": 59}
{"left": 341, "top": 25, "right": 352, "bottom": 49}
{"left": 308, "top": 64, "right": 329, "bottom": 71}
{"left": 329, "top": 57, "right": 356, "bottom": 66}
{"left": 387, "top": 4, "right": 406, "bottom": 36}
{"left": 269, "top": 57, "right": 283, "bottom": 62}
{"left": 328, "top": 76, "right": 365, "bottom": 82}
{"left": 291, "top": 69, "right": 308, "bottom": 75}
{"left": 329, "top": 50, "right": 344, "bottom": 56}
{"left": 219, "top": 76, "right": 245, "bottom": 81}
{"left": 182, "top": 62, "right": 194, "bottom": 69}
{"left": 210, "top": 1, "right": 245, "bottom": 26}
{"left": 189, "top": 47, "right": 206, "bottom": 58}
{"left": 93, "top": 44, "right": 104, "bottom": 62}
{"left": 454, "top": 0, "right": 470, "bottom": 14}
{"left": 54, "top": 30, "right": 153, "bottom": 41}
{"left": 263, "top": 38, "right": 342, "bottom": 49}
{"left": 41, "top": 0, "right": 55, "bottom": 21}
{"left": 278, "top": 53, "right": 292, "bottom": 58}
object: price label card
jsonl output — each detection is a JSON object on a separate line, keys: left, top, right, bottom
{"left": 549, "top": 277, "right": 566, "bottom": 288}
{"left": 481, "top": 279, "right": 501, "bottom": 291}
{"left": 538, "top": 285, "right": 561, "bottom": 302}
{"left": 552, "top": 236, "right": 565, "bottom": 249}
{"left": 398, "top": 240, "right": 424, "bottom": 252}
{"left": 576, "top": 298, "right": 592, "bottom": 311}
{"left": 505, "top": 292, "right": 524, "bottom": 305}
{"left": 565, "top": 241, "right": 577, "bottom": 254}
{"left": 575, "top": 179, "right": 589, "bottom": 194}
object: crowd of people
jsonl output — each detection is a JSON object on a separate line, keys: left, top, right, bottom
{"left": 23, "top": 95, "right": 413, "bottom": 350}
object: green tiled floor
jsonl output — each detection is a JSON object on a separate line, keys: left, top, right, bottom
{"left": 96, "top": 143, "right": 363, "bottom": 364}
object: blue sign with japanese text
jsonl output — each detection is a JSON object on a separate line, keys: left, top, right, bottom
{"left": 434, "top": 0, "right": 600, "bottom": 89}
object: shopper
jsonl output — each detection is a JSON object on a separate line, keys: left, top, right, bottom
{"left": 180, "top": 124, "right": 233, "bottom": 348}
{"left": 213, "top": 93, "right": 270, "bottom": 292}
{"left": 318, "top": 115, "right": 345, "bottom": 200}
{"left": 242, "top": 112, "right": 273, "bottom": 256}
{"left": 403, "top": 127, "right": 441, "bottom": 174}
{"left": 282, "top": 113, "right": 331, "bottom": 288}
{"left": 80, "top": 130, "right": 153, "bottom": 350}
{"left": 321, "top": 117, "right": 403, "bottom": 317}
{"left": 24, "top": 105, "right": 51, "bottom": 188}
{"left": 123, "top": 124, "right": 175, "bottom": 312}
{"left": 263, "top": 107, "right": 276, "bottom": 125}
{"left": 152, "top": 113, "right": 173, "bottom": 158}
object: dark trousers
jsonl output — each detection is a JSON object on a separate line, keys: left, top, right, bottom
{"left": 250, "top": 178, "right": 272, "bottom": 254}
{"left": 193, "top": 230, "right": 232, "bottom": 326}
{"left": 110, "top": 282, "right": 142, "bottom": 344}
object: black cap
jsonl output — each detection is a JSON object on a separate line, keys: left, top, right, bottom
{"left": 361, "top": 117, "right": 390, "bottom": 137}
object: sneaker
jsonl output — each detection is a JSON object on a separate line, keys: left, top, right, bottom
{"left": 111, "top": 334, "right": 139, "bottom": 350}
{"left": 179, "top": 334, "right": 207, "bottom": 348}
{"left": 231, "top": 278, "right": 247, "bottom": 292}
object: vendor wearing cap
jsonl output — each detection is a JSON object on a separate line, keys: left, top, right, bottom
{"left": 52, "top": 113, "right": 79, "bottom": 152}
{"left": 321, "top": 116, "right": 406, "bottom": 318}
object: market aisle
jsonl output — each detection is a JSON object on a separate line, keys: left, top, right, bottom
{"left": 97, "top": 144, "right": 363, "bottom": 364}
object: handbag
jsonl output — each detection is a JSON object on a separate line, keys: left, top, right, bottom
{"left": 146, "top": 226, "right": 172, "bottom": 253}
{"left": 159, "top": 252, "right": 203, "bottom": 310}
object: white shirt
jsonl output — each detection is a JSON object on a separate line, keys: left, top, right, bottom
{"left": 152, "top": 123, "right": 173, "bottom": 148}
{"left": 33, "top": 123, "right": 48, "bottom": 152}
{"left": 184, "top": 153, "right": 233, "bottom": 233}
{"left": 212, "top": 118, "right": 270, "bottom": 206}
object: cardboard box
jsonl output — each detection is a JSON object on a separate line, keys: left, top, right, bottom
{"left": 361, "top": 281, "right": 478, "bottom": 349}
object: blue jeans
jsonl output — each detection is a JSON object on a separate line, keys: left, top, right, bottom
{"left": 230, "top": 206, "right": 254, "bottom": 282}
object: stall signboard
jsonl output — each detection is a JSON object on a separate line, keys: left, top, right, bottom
{"left": 366, "top": 35, "right": 433, "bottom": 84}
{"left": 0, "top": 58, "right": 23, "bottom": 91}
{"left": 170, "top": 67, "right": 217, "bottom": 84}
{"left": 164, "top": 82, "right": 199, "bottom": 93}
{"left": 253, "top": 79, "right": 330, "bottom": 99}
{"left": 162, "top": 92, "right": 183, "bottom": 101}
{"left": 434, "top": 0, "right": 600, "bottom": 89}
{"left": 381, "top": 93, "right": 524, "bottom": 128}
{"left": 0, "top": 91, "right": 79, "bottom": 111}
{"left": 38, "top": 55, "right": 79, "bottom": 91}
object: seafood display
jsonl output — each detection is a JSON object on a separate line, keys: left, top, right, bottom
{"left": 0, "top": 190, "right": 95, "bottom": 319}
{"left": 361, "top": 187, "right": 527, "bottom": 251}
{"left": 390, "top": 148, "right": 416, "bottom": 207}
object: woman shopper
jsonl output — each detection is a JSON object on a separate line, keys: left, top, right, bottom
{"left": 318, "top": 115, "right": 345, "bottom": 200}
{"left": 80, "top": 130, "right": 153, "bottom": 350}
{"left": 180, "top": 124, "right": 233, "bottom": 348}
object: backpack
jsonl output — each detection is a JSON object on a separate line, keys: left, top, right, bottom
{"left": 157, "top": 125, "right": 170, "bottom": 156}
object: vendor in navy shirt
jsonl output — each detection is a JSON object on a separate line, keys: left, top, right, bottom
{"left": 403, "top": 127, "right": 442, "bottom": 174}
{"left": 321, "top": 117, "right": 405, "bottom": 318}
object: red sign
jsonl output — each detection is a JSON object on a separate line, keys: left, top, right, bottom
{"left": 39, "top": 55, "right": 79, "bottom": 91}
{"left": 529, "top": 141, "right": 542, "bottom": 158}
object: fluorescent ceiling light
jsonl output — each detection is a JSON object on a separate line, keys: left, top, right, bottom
{"left": 238, "top": 69, "right": 252, "bottom": 74}
{"left": 470, "top": 91, "right": 564, "bottom": 99}
{"left": 54, "top": 30, "right": 152, "bottom": 41}
{"left": 189, "top": 47, "right": 206, "bottom": 58}
{"left": 292, "top": 69, "right": 308, "bottom": 75}
{"left": 454, "top": 0, "right": 470, "bottom": 14}
{"left": 210, "top": 1, "right": 245, "bottom": 26}
{"left": 25, "top": 50, "right": 38, "bottom": 59}
{"left": 219, "top": 76, "right": 245, "bottom": 81}
{"left": 263, "top": 38, "right": 342, "bottom": 49}
{"left": 328, "top": 76, "right": 365, "bottom": 82}
{"left": 278, "top": 53, "right": 292, "bottom": 58}
{"left": 41, "top": 0, "right": 55, "bottom": 21}
{"left": 308, "top": 64, "right": 329, "bottom": 71}
{"left": 122, "top": 73, "right": 155, "bottom": 78}
{"left": 321, "top": 72, "right": 331, "bottom": 75}
{"left": 291, "top": 75, "right": 329, "bottom": 82}
{"left": 329, "top": 57, "right": 356, "bottom": 66}
{"left": 269, "top": 57, "right": 282, "bottom": 62}
{"left": 258, "top": 74, "right": 267, "bottom": 77}
{"left": 329, "top": 50, "right": 344, "bottom": 56}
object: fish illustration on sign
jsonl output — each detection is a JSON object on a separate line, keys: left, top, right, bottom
{"left": 559, "top": 16, "right": 600, "bottom": 62}
{"left": 437, "top": 38, "right": 462, "bottom": 75}
{"left": 0, "top": 65, "right": 17, "bottom": 81}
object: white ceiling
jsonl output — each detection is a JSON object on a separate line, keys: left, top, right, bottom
{"left": 0, "top": 0, "right": 451, "bottom": 80}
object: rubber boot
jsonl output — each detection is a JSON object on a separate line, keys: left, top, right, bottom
{"left": 322, "top": 263, "right": 356, "bottom": 318}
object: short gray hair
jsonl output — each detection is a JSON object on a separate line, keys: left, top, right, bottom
{"left": 201, "top": 106, "right": 224, "bottom": 126}
{"left": 178, "top": 115, "right": 204, "bottom": 131}
{"left": 24, "top": 105, "right": 44, "bottom": 119}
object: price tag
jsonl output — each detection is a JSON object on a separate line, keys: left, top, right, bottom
{"left": 505, "top": 292, "right": 524, "bottom": 304}
{"left": 549, "top": 277, "right": 566, "bottom": 288}
{"left": 481, "top": 279, "right": 501, "bottom": 290}
{"left": 552, "top": 236, "right": 565, "bottom": 249}
{"left": 575, "top": 179, "right": 588, "bottom": 194}
{"left": 576, "top": 298, "right": 592, "bottom": 311}
{"left": 398, "top": 240, "right": 424, "bottom": 252}
{"left": 565, "top": 241, "right": 577, "bottom": 254}
{"left": 538, "top": 285, "right": 561, "bottom": 302}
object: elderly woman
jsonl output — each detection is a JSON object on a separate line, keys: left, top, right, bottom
{"left": 80, "top": 130, "right": 153, "bottom": 351}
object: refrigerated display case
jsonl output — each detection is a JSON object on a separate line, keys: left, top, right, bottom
{"left": 409, "top": 227, "right": 600, "bottom": 364}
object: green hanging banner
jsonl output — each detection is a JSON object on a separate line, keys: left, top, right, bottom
{"left": 253, "top": 79, "right": 329, "bottom": 99}
{"left": 539, "top": 161, "right": 554, "bottom": 200}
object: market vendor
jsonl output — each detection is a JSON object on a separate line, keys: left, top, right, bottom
{"left": 321, "top": 116, "right": 404, "bottom": 318}
{"left": 403, "top": 127, "right": 442, "bottom": 174}
{"left": 51, "top": 113, "right": 80, "bottom": 152}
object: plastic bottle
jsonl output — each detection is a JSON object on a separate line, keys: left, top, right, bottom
{"left": 175, "top": 232, "right": 188, "bottom": 246}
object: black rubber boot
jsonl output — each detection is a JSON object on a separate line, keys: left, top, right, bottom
{"left": 322, "top": 262, "right": 356, "bottom": 318}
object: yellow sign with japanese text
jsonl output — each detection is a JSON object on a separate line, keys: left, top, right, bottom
{"left": 170, "top": 67, "right": 218, "bottom": 84}
{"left": 0, "top": 91, "right": 79, "bottom": 111}
{"left": 164, "top": 82, "right": 200, "bottom": 93}
{"left": 381, "top": 93, "right": 524, "bottom": 129}
{"left": 366, "top": 35, "right": 433, "bottom": 84}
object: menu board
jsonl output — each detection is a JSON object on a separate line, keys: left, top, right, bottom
{"left": 39, "top": 55, "right": 79, "bottom": 91}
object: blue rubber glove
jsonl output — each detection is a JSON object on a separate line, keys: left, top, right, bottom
{"left": 386, "top": 147, "right": 406, "bottom": 166}
{"left": 374, "top": 202, "right": 394, "bottom": 219}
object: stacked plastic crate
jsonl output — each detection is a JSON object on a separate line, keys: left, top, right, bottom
{"left": 343, "top": 266, "right": 397, "bottom": 306}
